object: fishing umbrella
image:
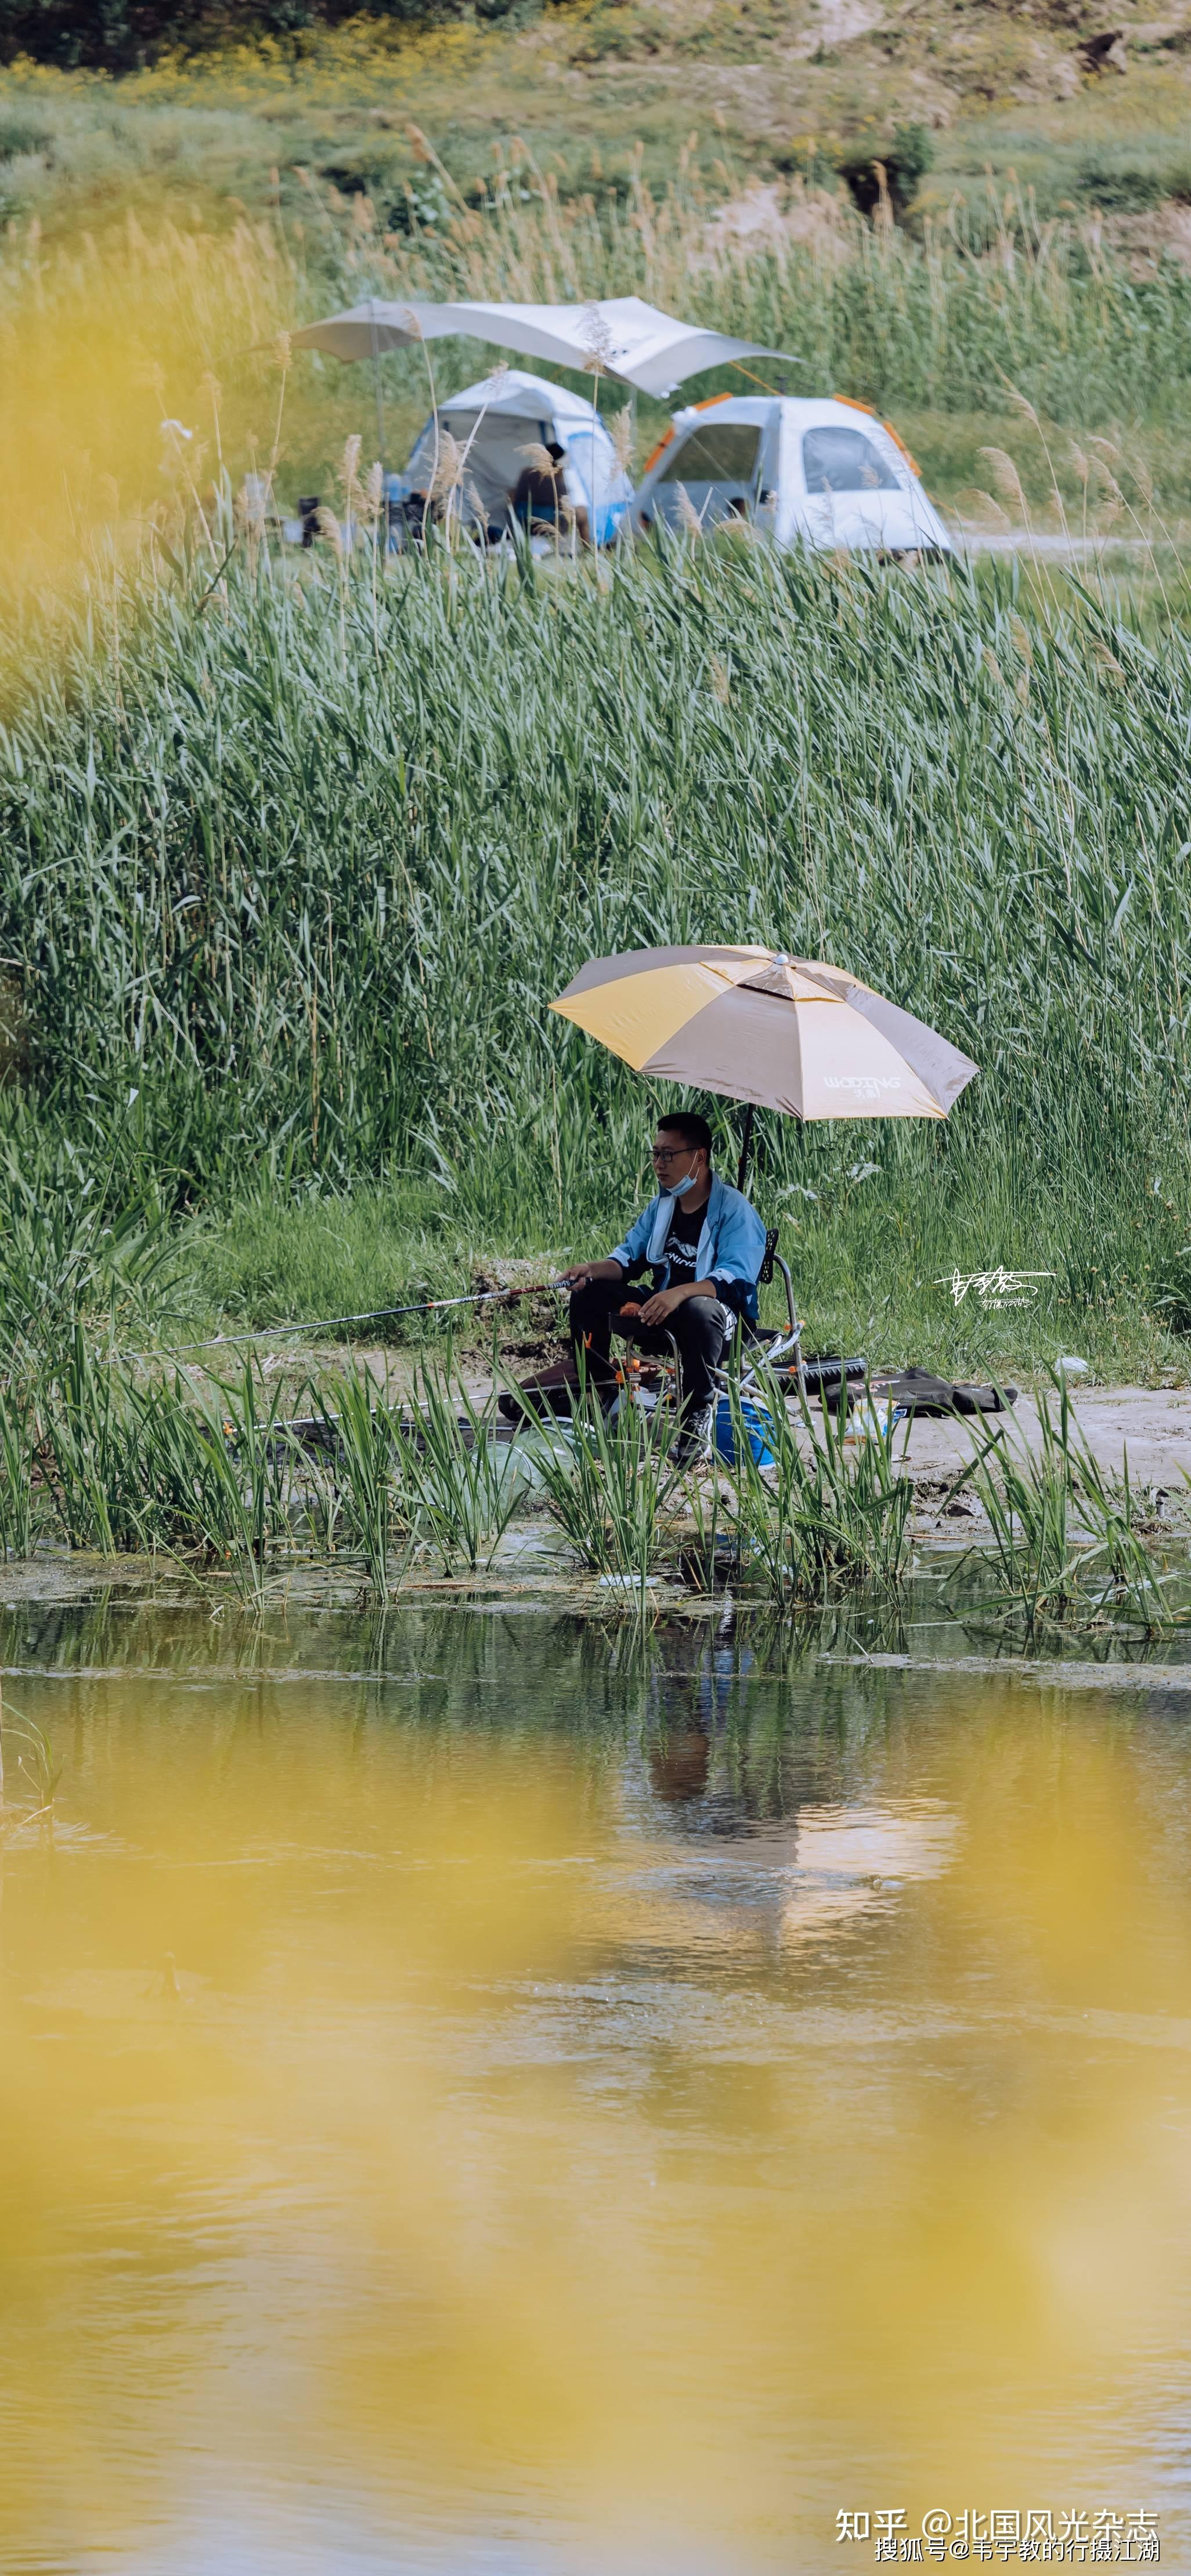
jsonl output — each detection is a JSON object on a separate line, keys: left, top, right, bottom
{"left": 550, "top": 945, "right": 977, "bottom": 1184}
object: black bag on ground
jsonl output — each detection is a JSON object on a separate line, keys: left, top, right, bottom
{"left": 497, "top": 1359, "right": 582, "bottom": 1424}
{"left": 869, "top": 1367, "right": 1018, "bottom": 1418}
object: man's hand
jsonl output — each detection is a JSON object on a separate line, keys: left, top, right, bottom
{"left": 558, "top": 1259, "right": 623, "bottom": 1289}
{"left": 635, "top": 1285, "right": 688, "bottom": 1327}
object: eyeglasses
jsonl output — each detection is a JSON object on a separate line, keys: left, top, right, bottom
{"left": 651, "top": 1145, "right": 690, "bottom": 1165}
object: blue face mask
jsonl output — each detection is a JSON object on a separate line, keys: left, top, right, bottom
{"left": 668, "top": 1170, "right": 701, "bottom": 1195}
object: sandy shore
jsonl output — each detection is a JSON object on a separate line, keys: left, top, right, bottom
{"left": 897, "top": 1384, "right": 1191, "bottom": 1508}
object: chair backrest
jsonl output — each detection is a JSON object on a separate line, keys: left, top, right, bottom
{"left": 758, "top": 1225, "right": 779, "bottom": 1287}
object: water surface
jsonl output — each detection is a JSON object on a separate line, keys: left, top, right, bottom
{"left": 2, "top": 1601, "right": 1190, "bottom": 2571}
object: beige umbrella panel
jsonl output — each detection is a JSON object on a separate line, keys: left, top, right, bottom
{"left": 550, "top": 946, "right": 978, "bottom": 1124}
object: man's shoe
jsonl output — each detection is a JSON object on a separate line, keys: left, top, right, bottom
{"left": 669, "top": 1402, "right": 714, "bottom": 1468}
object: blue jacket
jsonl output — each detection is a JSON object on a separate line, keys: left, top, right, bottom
{"left": 609, "top": 1173, "right": 768, "bottom": 1325}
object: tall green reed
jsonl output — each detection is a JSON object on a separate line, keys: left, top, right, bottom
{"left": 525, "top": 1375, "right": 683, "bottom": 1607}
{"left": 187, "top": 1362, "right": 298, "bottom": 1605}
{"left": 392, "top": 1361, "right": 521, "bottom": 1573}
{"left": 36, "top": 1323, "right": 137, "bottom": 1553}
{"left": 948, "top": 1374, "right": 1179, "bottom": 1633}
{"left": 310, "top": 1360, "right": 401, "bottom": 1590}
{"left": 0, "top": 1383, "right": 39, "bottom": 1560}
{"left": 724, "top": 1371, "right": 913, "bottom": 1607}
{"left": 3, "top": 541, "right": 1187, "bottom": 1225}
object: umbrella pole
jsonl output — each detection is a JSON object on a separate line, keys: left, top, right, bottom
{"left": 735, "top": 1104, "right": 756, "bottom": 1195}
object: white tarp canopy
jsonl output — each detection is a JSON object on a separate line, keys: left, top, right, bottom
{"left": 292, "top": 294, "right": 795, "bottom": 399}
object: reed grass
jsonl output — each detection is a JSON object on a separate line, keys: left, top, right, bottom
{"left": 309, "top": 1359, "right": 400, "bottom": 1590}
{"left": 185, "top": 1361, "right": 299, "bottom": 1602}
{"left": 2, "top": 1327, "right": 1190, "bottom": 1641}
{"left": 0, "top": 1383, "right": 40, "bottom": 1559}
{"left": 724, "top": 1371, "right": 913, "bottom": 1606}
{"left": 948, "top": 1374, "right": 1182, "bottom": 1634}
{"left": 392, "top": 1361, "right": 521, "bottom": 1572}
{"left": 526, "top": 1383, "right": 683, "bottom": 1609}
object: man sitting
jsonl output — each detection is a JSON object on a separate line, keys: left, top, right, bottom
{"left": 560, "top": 1112, "right": 767, "bottom": 1465}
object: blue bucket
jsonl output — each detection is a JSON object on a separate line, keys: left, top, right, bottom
{"left": 714, "top": 1395, "right": 775, "bottom": 1467}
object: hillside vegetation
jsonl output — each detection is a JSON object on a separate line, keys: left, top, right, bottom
{"left": 5, "top": 0, "right": 1191, "bottom": 240}
{"left": 5, "top": 3, "right": 1191, "bottom": 530}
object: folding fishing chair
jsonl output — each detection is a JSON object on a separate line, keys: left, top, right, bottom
{"left": 739, "top": 1227, "right": 804, "bottom": 1397}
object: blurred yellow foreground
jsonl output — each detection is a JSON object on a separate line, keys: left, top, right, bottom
{"left": 2, "top": 1633, "right": 1188, "bottom": 2571}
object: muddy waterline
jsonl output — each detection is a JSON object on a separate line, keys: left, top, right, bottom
{"left": 2, "top": 1600, "right": 1190, "bottom": 2571}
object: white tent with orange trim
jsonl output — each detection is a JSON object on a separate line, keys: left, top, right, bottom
{"left": 631, "top": 393, "right": 953, "bottom": 556}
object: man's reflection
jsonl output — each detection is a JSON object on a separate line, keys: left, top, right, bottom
{"left": 648, "top": 1726, "right": 711, "bottom": 1805}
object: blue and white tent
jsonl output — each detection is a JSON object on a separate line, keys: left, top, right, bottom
{"left": 389, "top": 369, "right": 633, "bottom": 546}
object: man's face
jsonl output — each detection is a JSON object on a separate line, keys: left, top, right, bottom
{"left": 651, "top": 1130, "right": 706, "bottom": 1195}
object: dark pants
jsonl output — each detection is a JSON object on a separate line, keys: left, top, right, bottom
{"left": 568, "top": 1279, "right": 732, "bottom": 1413}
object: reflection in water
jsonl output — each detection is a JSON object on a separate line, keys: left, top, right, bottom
{"left": 648, "top": 1725, "right": 711, "bottom": 1803}
{"left": 2, "top": 1601, "right": 1191, "bottom": 2573}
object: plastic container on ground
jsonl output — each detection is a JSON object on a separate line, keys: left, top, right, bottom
{"left": 714, "top": 1396, "right": 776, "bottom": 1467}
{"left": 842, "top": 1399, "right": 908, "bottom": 1448}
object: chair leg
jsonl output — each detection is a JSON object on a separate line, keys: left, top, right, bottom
{"left": 607, "top": 1331, "right": 681, "bottom": 1420}
{"left": 768, "top": 1254, "right": 807, "bottom": 1403}
{"left": 665, "top": 1331, "right": 683, "bottom": 1410}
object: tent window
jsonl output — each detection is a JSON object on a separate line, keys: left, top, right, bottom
{"left": 659, "top": 424, "right": 761, "bottom": 483}
{"left": 803, "top": 426, "right": 900, "bottom": 493}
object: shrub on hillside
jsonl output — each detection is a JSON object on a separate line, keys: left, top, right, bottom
{"left": 836, "top": 122, "right": 934, "bottom": 220}
{"left": 0, "top": 0, "right": 535, "bottom": 71}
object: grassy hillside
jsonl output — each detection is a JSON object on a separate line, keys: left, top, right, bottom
{"left": 3, "top": 6, "right": 1191, "bottom": 529}
{"left": 5, "top": 1, "right": 1191, "bottom": 237}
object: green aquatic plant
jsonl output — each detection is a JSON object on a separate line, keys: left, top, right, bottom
{"left": 309, "top": 1361, "right": 402, "bottom": 1591}
{"left": 525, "top": 1369, "right": 683, "bottom": 1608}
{"left": 724, "top": 1372, "right": 912, "bottom": 1607}
{"left": 0, "top": 1380, "right": 40, "bottom": 1560}
{"left": 187, "top": 1361, "right": 299, "bottom": 1606}
{"left": 950, "top": 1374, "right": 1179, "bottom": 1633}
{"left": 1073, "top": 1445, "right": 1178, "bottom": 1634}
{"left": 35, "top": 1323, "right": 139, "bottom": 1553}
{"left": 392, "top": 1360, "right": 522, "bottom": 1575}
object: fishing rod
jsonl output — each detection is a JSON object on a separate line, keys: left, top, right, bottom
{"left": 117, "top": 1278, "right": 571, "bottom": 1368}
